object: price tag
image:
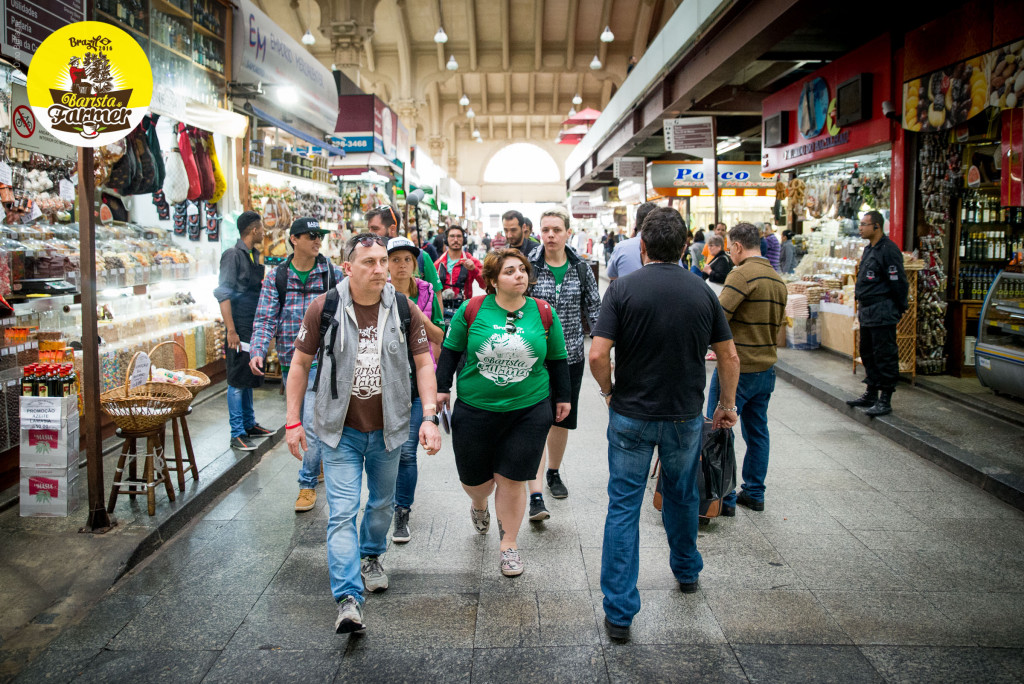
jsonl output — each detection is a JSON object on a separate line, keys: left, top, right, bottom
{"left": 28, "top": 203, "right": 42, "bottom": 222}
{"left": 129, "top": 352, "right": 152, "bottom": 389}
{"left": 0, "top": 162, "right": 12, "bottom": 185}
{"left": 59, "top": 179, "right": 75, "bottom": 201}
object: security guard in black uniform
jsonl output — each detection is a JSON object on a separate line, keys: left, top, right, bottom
{"left": 847, "top": 210, "right": 908, "bottom": 417}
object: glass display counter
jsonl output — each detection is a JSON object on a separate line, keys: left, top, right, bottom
{"left": 975, "top": 271, "right": 1024, "bottom": 399}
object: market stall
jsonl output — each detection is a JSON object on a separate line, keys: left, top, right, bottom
{"left": 647, "top": 161, "right": 777, "bottom": 232}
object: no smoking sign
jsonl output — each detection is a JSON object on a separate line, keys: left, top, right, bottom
{"left": 12, "top": 106, "right": 36, "bottom": 139}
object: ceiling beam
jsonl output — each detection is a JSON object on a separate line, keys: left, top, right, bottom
{"left": 432, "top": 0, "right": 446, "bottom": 73}
{"left": 689, "top": 85, "right": 770, "bottom": 114}
{"left": 597, "top": 0, "right": 614, "bottom": 66}
{"left": 500, "top": 0, "right": 510, "bottom": 72}
{"left": 574, "top": 73, "right": 584, "bottom": 106}
{"left": 600, "top": 79, "right": 613, "bottom": 108}
{"left": 551, "top": 75, "right": 559, "bottom": 117}
{"left": 534, "top": 0, "right": 544, "bottom": 70}
{"left": 528, "top": 73, "right": 536, "bottom": 111}
{"left": 480, "top": 73, "right": 489, "bottom": 113}
{"left": 632, "top": 0, "right": 655, "bottom": 62}
{"left": 466, "top": 0, "right": 478, "bottom": 71}
{"left": 507, "top": 117, "right": 513, "bottom": 139}
{"left": 394, "top": 0, "right": 413, "bottom": 99}
{"left": 488, "top": 118, "right": 494, "bottom": 138}
{"left": 504, "top": 73, "right": 512, "bottom": 114}
{"left": 745, "top": 60, "right": 809, "bottom": 91}
{"left": 565, "top": 0, "right": 579, "bottom": 69}
{"left": 545, "top": 118, "right": 550, "bottom": 139}
{"left": 526, "top": 117, "right": 532, "bottom": 138}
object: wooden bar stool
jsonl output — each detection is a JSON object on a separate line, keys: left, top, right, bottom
{"left": 166, "top": 406, "right": 199, "bottom": 491}
{"left": 107, "top": 424, "right": 176, "bottom": 516}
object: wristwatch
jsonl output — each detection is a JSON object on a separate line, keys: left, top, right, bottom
{"left": 422, "top": 414, "right": 440, "bottom": 425}
{"left": 599, "top": 385, "right": 614, "bottom": 398}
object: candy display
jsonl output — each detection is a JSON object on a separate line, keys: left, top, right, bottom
{"left": 151, "top": 367, "right": 203, "bottom": 386}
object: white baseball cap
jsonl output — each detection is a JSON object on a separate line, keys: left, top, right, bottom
{"left": 387, "top": 236, "right": 420, "bottom": 258}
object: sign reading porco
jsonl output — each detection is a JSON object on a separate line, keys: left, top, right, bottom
{"left": 26, "top": 22, "right": 152, "bottom": 148}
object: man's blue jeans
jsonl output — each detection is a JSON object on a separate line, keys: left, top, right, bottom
{"left": 226, "top": 386, "right": 254, "bottom": 439}
{"left": 395, "top": 397, "right": 422, "bottom": 510}
{"left": 324, "top": 426, "right": 401, "bottom": 603}
{"left": 284, "top": 367, "right": 325, "bottom": 489}
{"left": 601, "top": 408, "right": 704, "bottom": 627}
{"left": 706, "top": 366, "right": 776, "bottom": 505}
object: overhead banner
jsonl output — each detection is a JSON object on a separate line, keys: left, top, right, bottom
{"left": 663, "top": 116, "right": 714, "bottom": 157}
{"left": 614, "top": 157, "right": 645, "bottom": 181}
{"left": 233, "top": 0, "right": 338, "bottom": 134}
{"left": 648, "top": 161, "right": 774, "bottom": 188}
{"left": 333, "top": 95, "right": 400, "bottom": 160}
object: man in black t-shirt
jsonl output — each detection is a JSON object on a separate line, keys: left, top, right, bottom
{"left": 589, "top": 207, "right": 740, "bottom": 642}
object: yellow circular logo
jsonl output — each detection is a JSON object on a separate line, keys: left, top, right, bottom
{"left": 26, "top": 21, "right": 152, "bottom": 147}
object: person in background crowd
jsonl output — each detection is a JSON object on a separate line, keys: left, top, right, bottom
{"left": 689, "top": 229, "right": 706, "bottom": 275}
{"left": 523, "top": 216, "right": 534, "bottom": 241}
{"left": 286, "top": 233, "right": 441, "bottom": 635}
{"left": 386, "top": 236, "right": 445, "bottom": 543}
{"left": 763, "top": 224, "right": 781, "bottom": 271}
{"left": 491, "top": 231, "right": 508, "bottom": 250}
{"left": 215, "top": 211, "right": 272, "bottom": 452}
{"left": 627, "top": 56, "right": 638, "bottom": 74}
{"left": 702, "top": 223, "right": 729, "bottom": 263}
{"left": 482, "top": 233, "right": 492, "bottom": 252}
{"left": 413, "top": 227, "right": 439, "bottom": 264}
{"left": 367, "top": 205, "right": 444, "bottom": 331}
{"left": 589, "top": 207, "right": 739, "bottom": 642}
{"left": 706, "top": 222, "right": 787, "bottom": 514}
{"left": 526, "top": 208, "right": 601, "bottom": 520}
{"left": 435, "top": 224, "right": 486, "bottom": 327}
{"left": 779, "top": 230, "right": 796, "bottom": 274}
{"left": 249, "top": 217, "right": 345, "bottom": 511}
{"left": 701, "top": 235, "right": 733, "bottom": 290}
{"left": 607, "top": 201, "right": 660, "bottom": 281}
{"left": 436, "top": 248, "right": 570, "bottom": 578}
{"left": 432, "top": 229, "right": 445, "bottom": 255}
{"left": 502, "top": 210, "right": 541, "bottom": 256}
{"left": 846, "top": 210, "right": 908, "bottom": 417}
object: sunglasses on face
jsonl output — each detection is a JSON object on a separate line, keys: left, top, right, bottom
{"left": 303, "top": 232, "right": 326, "bottom": 241}
{"left": 347, "top": 235, "right": 387, "bottom": 259}
{"left": 505, "top": 312, "right": 517, "bottom": 334}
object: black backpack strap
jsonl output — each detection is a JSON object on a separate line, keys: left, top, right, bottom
{"left": 274, "top": 254, "right": 294, "bottom": 316}
{"left": 394, "top": 293, "right": 419, "bottom": 399}
{"left": 311, "top": 287, "right": 341, "bottom": 399}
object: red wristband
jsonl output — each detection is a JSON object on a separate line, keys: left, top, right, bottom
{"left": 285, "top": 422, "right": 302, "bottom": 430}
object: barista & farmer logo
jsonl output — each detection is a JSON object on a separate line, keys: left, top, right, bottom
{"left": 26, "top": 21, "right": 152, "bottom": 148}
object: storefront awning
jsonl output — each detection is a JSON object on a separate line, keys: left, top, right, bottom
{"left": 330, "top": 152, "right": 401, "bottom": 174}
{"left": 245, "top": 103, "right": 346, "bottom": 157}
{"left": 149, "top": 96, "right": 250, "bottom": 138}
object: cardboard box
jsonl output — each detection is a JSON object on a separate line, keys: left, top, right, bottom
{"left": 20, "top": 464, "right": 81, "bottom": 517}
{"left": 20, "top": 426, "right": 80, "bottom": 469}
{"left": 20, "top": 396, "right": 79, "bottom": 431}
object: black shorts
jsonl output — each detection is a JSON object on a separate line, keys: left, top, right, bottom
{"left": 552, "top": 360, "right": 586, "bottom": 430}
{"left": 451, "top": 398, "right": 553, "bottom": 486}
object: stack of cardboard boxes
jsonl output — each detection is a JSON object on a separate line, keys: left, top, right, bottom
{"left": 19, "top": 396, "right": 80, "bottom": 517}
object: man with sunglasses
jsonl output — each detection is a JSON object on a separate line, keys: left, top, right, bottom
{"left": 250, "top": 217, "right": 345, "bottom": 512}
{"left": 366, "top": 205, "right": 444, "bottom": 331}
{"left": 288, "top": 232, "right": 441, "bottom": 635}
{"left": 435, "top": 224, "right": 486, "bottom": 327}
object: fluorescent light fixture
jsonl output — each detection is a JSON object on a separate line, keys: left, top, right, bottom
{"left": 572, "top": 93, "right": 582, "bottom": 105}
{"left": 459, "top": 94, "right": 470, "bottom": 106}
{"left": 301, "top": 30, "right": 315, "bottom": 45}
{"left": 277, "top": 85, "right": 297, "bottom": 103}
{"left": 589, "top": 55, "right": 602, "bottom": 70}
{"left": 721, "top": 189, "right": 736, "bottom": 196}
{"left": 466, "top": 107, "right": 475, "bottom": 118}
{"left": 716, "top": 139, "right": 742, "bottom": 155}
{"left": 472, "top": 129, "right": 481, "bottom": 138}
{"left": 446, "top": 54, "right": 458, "bottom": 70}
{"left": 434, "top": 26, "right": 448, "bottom": 43}
{"left": 475, "top": 136, "right": 483, "bottom": 143}
{"left": 600, "top": 26, "right": 614, "bottom": 43}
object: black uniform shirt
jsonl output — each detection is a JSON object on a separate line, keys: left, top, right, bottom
{"left": 855, "top": 234, "right": 908, "bottom": 327}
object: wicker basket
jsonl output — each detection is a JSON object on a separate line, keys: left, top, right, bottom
{"left": 148, "top": 340, "right": 211, "bottom": 399}
{"left": 100, "top": 352, "right": 194, "bottom": 433}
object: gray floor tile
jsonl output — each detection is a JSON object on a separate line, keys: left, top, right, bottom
{"left": 335, "top": 646, "right": 473, "bottom": 684}
{"left": 593, "top": 590, "right": 726, "bottom": 645}
{"left": 262, "top": 544, "right": 331, "bottom": 596}
{"left": 470, "top": 646, "right": 608, "bottom": 683}
{"left": 383, "top": 546, "right": 483, "bottom": 594}
{"left": 48, "top": 594, "right": 154, "bottom": 650}
{"left": 706, "top": 590, "right": 851, "bottom": 644}
{"left": 473, "top": 590, "right": 599, "bottom": 648}
{"left": 108, "top": 593, "right": 259, "bottom": 651}
{"left": 860, "top": 646, "right": 1024, "bottom": 683}
{"left": 604, "top": 644, "right": 748, "bottom": 683}
{"left": 923, "top": 593, "right": 1024, "bottom": 647}
{"left": 479, "top": 546, "right": 589, "bottom": 594}
{"left": 226, "top": 594, "right": 347, "bottom": 650}
{"left": 203, "top": 649, "right": 342, "bottom": 684}
{"left": 814, "top": 591, "right": 975, "bottom": 646}
{"left": 9, "top": 649, "right": 100, "bottom": 684}
{"left": 70, "top": 650, "right": 217, "bottom": 683}
{"left": 732, "top": 644, "right": 883, "bottom": 683}
{"left": 699, "top": 548, "right": 806, "bottom": 591}
{"left": 784, "top": 548, "right": 910, "bottom": 592}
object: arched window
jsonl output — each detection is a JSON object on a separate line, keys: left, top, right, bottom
{"left": 483, "top": 143, "right": 561, "bottom": 183}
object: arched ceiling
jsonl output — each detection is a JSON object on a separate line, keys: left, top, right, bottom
{"left": 250, "top": 0, "right": 681, "bottom": 183}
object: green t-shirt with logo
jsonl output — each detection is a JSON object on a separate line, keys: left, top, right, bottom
{"left": 443, "top": 295, "right": 568, "bottom": 411}
{"left": 289, "top": 263, "right": 312, "bottom": 284}
{"left": 548, "top": 261, "right": 570, "bottom": 287}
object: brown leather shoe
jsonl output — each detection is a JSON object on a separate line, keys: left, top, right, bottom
{"left": 295, "top": 488, "right": 316, "bottom": 512}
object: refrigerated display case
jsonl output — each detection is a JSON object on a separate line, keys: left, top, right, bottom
{"left": 975, "top": 271, "right": 1024, "bottom": 399}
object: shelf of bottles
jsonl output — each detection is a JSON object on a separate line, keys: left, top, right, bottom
{"left": 151, "top": 8, "right": 191, "bottom": 58}
{"left": 955, "top": 189, "right": 1024, "bottom": 302}
{"left": 192, "top": 34, "right": 224, "bottom": 75}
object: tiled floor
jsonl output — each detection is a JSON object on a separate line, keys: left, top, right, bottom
{"left": 5, "top": 367, "right": 1024, "bottom": 683}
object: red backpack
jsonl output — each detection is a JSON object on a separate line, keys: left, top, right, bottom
{"left": 463, "top": 296, "right": 553, "bottom": 335}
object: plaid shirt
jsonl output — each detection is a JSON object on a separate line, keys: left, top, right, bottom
{"left": 528, "top": 245, "right": 601, "bottom": 364}
{"left": 249, "top": 260, "right": 344, "bottom": 368}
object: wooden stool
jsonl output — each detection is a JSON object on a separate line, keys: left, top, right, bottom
{"left": 166, "top": 407, "right": 199, "bottom": 491}
{"left": 107, "top": 424, "right": 176, "bottom": 516}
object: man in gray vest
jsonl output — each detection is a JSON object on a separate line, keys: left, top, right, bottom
{"left": 286, "top": 233, "right": 442, "bottom": 635}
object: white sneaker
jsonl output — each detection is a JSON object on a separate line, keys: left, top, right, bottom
{"left": 335, "top": 595, "right": 365, "bottom": 634}
{"left": 360, "top": 556, "right": 389, "bottom": 593}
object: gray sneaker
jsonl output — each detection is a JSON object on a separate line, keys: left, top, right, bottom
{"left": 335, "top": 595, "right": 365, "bottom": 634}
{"left": 392, "top": 506, "right": 411, "bottom": 543}
{"left": 360, "top": 556, "right": 389, "bottom": 593}
{"left": 471, "top": 503, "right": 490, "bottom": 534}
{"left": 500, "top": 548, "right": 524, "bottom": 577}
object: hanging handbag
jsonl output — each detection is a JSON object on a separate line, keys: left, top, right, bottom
{"left": 131, "top": 132, "right": 160, "bottom": 195}
{"left": 207, "top": 133, "right": 227, "bottom": 204}
{"left": 178, "top": 123, "right": 202, "bottom": 201}
{"left": 162, "top": 127, "right": 190, "bottom": 205}
{"left": 192, "top": 130, "right": 215, "bottom": 201}
{"left": 106, "top": 132, "right": 139, "bottom": 194}
{"left": 144, "top": 114, "right": 166, "bottom": 188}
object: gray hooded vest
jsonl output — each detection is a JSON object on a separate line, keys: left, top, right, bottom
{"left": 312, "top": 280, "right": 413, "bottom": 451}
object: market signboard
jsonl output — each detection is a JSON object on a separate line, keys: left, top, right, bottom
{"left": 649, "top": 161, "right": 774, "bottom": 189}
{"left": 1, "top": 0, "right": 86, "bottom": 68}
{"left": 570, "top": 194, "right": 598, "bottom": 219}
{"left": 334, "top": 94, "right": 400, "bottom": 161}
{"left": 233, "top": 0, "right": 338, "bottom": 134}
{"left": 761, "top": 35, "right": 892, "bottom": 173}
{"left": 663, "top": 116, "right": 714, "bottom": 157}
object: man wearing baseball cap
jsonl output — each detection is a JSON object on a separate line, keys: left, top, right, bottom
{"left": 250, "top": 217, "right": 344, "bottom": 512}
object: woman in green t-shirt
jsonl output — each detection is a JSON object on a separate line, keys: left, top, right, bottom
{"left": 436, "top": 249, "right": 571, "bottom": 578}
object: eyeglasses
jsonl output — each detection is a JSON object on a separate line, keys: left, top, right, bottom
{"left": 505, "top": 312, "right": 517, "bottom": 334}
{"left": 347, "top": 235, "right": 387, "bottom": 259}
{"left": 376, "top": 205, "right": 398, "bottom": 227}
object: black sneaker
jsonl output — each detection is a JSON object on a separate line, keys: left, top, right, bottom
{"left": 230, "top": 435, "right": 258, "bottom": 451}
{"left": 547, "top": 471, "right": 569, "bottom": 499}
{"left": 392, "top": 506, "right": 411, "bottom": 543}
{"left": 246, "top": 424, "right": 274, "bottom": 438}
{"left": 736, "top": 490, "right": 764, "bottom": 511}
{"left": 604, "top": 618, "right": 630, "bottom": 641}
{"left": 679, "top": 580, "right": 700, "bottom": 593}
{"left": 529, "top": 495, "right": 550, "bottom": 521}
